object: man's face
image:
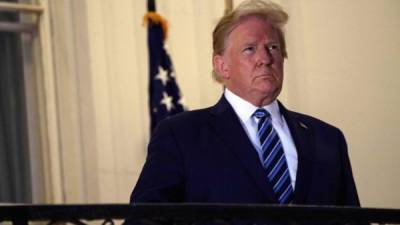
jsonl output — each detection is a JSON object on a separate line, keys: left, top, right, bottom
{"left": 214, "top": 16, "right": 284, "bottom": 106}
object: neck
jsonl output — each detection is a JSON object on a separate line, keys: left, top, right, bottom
{"left": 225, "top": 87, "right": 276, "bottom": 107}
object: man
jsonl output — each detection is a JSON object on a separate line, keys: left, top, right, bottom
{"left": 131, "top": 0, "right": 360, "bottom": 207}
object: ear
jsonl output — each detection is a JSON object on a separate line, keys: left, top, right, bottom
{"left": 213, "top": 54, "right": 230, "bottom": 79}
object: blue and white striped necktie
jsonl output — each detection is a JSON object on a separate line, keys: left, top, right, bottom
{"left": 253, "top": 108, "right": 293, "bottom": 204}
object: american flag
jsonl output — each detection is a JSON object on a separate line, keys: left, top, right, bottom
{"left": 145, "top": 12, "right": 185, "bottom": 133}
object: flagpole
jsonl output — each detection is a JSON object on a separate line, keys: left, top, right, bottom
{"left": 147, "top": 0, "right": 155, "bottom": 12}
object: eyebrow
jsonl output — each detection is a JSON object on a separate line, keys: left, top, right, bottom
{"left": 241, "top": 40, "right": 280, "bottom": 47}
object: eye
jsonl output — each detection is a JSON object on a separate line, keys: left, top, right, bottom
{"left": 243, "top": 46, "right": 255, "bottom": 54}
{"left": 267, "top": 43, "right": 281, "bottom": 53}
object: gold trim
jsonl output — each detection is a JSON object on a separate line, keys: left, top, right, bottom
{"left": 224, "top": 0, "right": 233, "bottom": 15}
{"left": 143, "top": 12, "right": 169, "bottom": 40}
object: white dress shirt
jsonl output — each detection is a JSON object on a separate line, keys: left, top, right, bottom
{"left": 224, "top": 89, "right": 298, "bottom": 189}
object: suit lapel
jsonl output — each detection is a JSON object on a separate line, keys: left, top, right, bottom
{"left": 209, "top": 96, "right": 278, "bottom": 203}
{"left": 279, "top": 102, "right": 315, "bottom": 204}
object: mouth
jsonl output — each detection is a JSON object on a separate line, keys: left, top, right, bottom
{"left": 258, "top": 69, "right": 275, "bottom": 76}
{"left": 253, "top": 72, "right": 279, "bottom": 83}
{"left": 256, "top": 72, "right": 274, "bottom": 78}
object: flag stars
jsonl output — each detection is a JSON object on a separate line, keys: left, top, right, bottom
{"left": 155, "top": 68, "right": 169, "bottom": 86}
{"left": 161, "top": 92, "right": 174, "bottom": 112}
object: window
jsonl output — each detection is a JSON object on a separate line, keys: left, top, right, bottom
{"left": 0, "top": 0, "right": 42, "bottom": 203}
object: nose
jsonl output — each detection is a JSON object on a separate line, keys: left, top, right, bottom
{"left": 257, "top": 46, "right": 273, "bottom": 66}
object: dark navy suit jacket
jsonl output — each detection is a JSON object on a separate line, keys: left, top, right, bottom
{"left": 131, "top": 96, "right": 360, "bottom": 206}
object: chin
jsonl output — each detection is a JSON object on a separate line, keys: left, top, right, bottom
{"left": 257, "top": 85, "right": 281, "bottom": 98}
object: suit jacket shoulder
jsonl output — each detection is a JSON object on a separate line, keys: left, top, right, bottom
{"left": 283, "top": 106, "right": 343, "bottom": 134}
{"left": 156, "top": 107, "right": 213, "bottom": 130}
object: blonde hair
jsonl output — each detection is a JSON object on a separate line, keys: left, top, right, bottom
{"left": 212, "top": 0, "right": 289, "bottom": 83}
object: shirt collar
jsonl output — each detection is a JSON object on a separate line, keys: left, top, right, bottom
{"left": 224, "top": 88, "right": 284, "bottom": 125}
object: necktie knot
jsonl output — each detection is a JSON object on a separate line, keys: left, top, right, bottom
{"left": 253, "top": 108, "right": 270, "bottom": 119}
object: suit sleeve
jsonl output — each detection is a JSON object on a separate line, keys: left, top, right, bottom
{"left": 337, "top": 130, "right": 361, "bottom": 206}
{"left": 130, "top": 119, "right": 185, "bottom": 203}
